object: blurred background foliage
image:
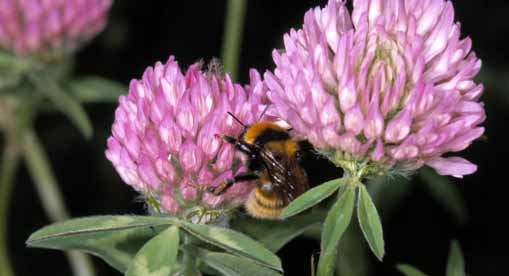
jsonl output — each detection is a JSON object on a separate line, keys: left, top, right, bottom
{"left": 2, "top": 0, "right": 509, "bottom": 275}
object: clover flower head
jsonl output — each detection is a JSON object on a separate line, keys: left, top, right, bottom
{"left": 0, "top": 0, "right": 112, "bottom": 56}
{"left": 265, "top": 0, "right": 485, "bottom": 177}
{"left": 106, "top": 56, "right": 268, "bottom": 222}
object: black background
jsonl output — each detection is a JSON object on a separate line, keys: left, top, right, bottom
{"left": 7, "top": 0, "right": 509, "bottom": 275}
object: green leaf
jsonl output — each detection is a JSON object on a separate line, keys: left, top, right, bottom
{"left": 27, "top": 72, "right": 93, "bottom": 139}
{"left": 335, "top": 226, "right": 372, "bottom": 276}
{"left": 419, "top": 168, "right": 467, "bottom": 224}
{"left": 281, "top": 178, "right": 345, "bottom": 219}
{"left": 0, "top": 71, "right": 21, "bottom": 90}
{"left": 0, "top": 50, "right": 13, "bottom": 65}
{"left": 232, "top": 211, "right": 325, "bottom": 252}
{"left": 357, "top": 184, "right": 385, "bottom": 261}
{"left": 126, "top": 226, "right": 180, "bottom": 276}
{"left": 446, "top": 240, "right": 465, "bottom": 276}
{"left": 66, "top": 76, "right": 126, "bottom": 104}
{"left": 397, "top": 264, "right": 430, "bottom": 276}
{"left": 180, "top": 222, "right": 282, "bottom": 272}
{"left": 26, "top": 215, "right": 176, "bottom": 272}
{"left": 317, "top": 185, "right": 356, "bottom": 276}
{"left": 193, "top": 248, "right": 282, "bottom": 276}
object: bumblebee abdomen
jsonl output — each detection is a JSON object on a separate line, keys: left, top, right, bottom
{"left": 244, "top": 188, "right": 285, "bottom": 220}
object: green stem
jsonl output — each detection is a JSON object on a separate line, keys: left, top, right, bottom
{"left": 181, "top": 235, "right": 200, "bottom": 276}
{"left": 221, "top": 0, "right": 247, "bottom": 81}
{"left": 23, "top": 129, "right": 69, "bottom": 221}
{"left": 182, "top": 250, "right": 195, "bottom": 276}
{"left": 0, "top": 131, "right": 21, "bottom": 276}
{"left": 22, "top": 129, "right": 96, "bottom": 276}
{"left": 66, "top": 251, "right": 96, "bottom": 276}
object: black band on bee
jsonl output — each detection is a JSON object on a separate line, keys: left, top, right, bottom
{"left": 214, "top": 114, "right": 309, "bottom": 220}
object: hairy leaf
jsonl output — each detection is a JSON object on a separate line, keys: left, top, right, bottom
{"left": 357, "top": 184, "right": 385, "bottom": 260}
{"left": 126, "top": 226, "right": 180, "bottom": 276}
{"left": 193, "top": 248, "right": 282, "bottom": 276}
{"left": 317, "top": 186, "right": 355, "bottom": 276}
{"left": 181, "top": 222, "right": 282, "bottom": 271}
{"left": 397, "top": 264, "right": 430, "bottom": 276}
{"left": 26, "top": 216, "right": 176, "bottom": 272}
{"left": 232, "top": 211, "right": 325, "bottom": 252}
{"left": 281, "top": 178, "right": 345, "bottom": 219}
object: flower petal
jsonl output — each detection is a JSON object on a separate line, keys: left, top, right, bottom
{"left": 426, "top": 156, "right": 477, "bottom": 178}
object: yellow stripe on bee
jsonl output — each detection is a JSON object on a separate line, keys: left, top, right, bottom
{"left": 245, "top": 190, "right": 283, "bottom": 220}
{"left": 265, "top": 140, "right": 298, "bottom": 156}
{"left": 254, "top": 188, "right": 284, "bottom": 208}
{"left": 242, "top": 122, "right": 287, "bottom": 144}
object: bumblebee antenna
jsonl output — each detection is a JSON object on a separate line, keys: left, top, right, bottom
{"left": 256, "top": 105, "right": 270, "bottom": 123}
{"left": 227, "top": 112, "right": 247, "bottom": 128}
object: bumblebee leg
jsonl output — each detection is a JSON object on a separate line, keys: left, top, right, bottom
{"left": 208, "top": 173, "right": 258, "bottom": 196}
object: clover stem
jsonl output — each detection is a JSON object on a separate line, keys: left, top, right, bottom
{"left": 181, "top": 234, "right": 200, "bottom": 276}
{"left": 221, "top": 0, "right": 247, "bottom": 81}
{"left": 0, "top": 129, "right": 21, "bottom": 276}
{"left": 23, "top": 128, "right": 97, "bottom": 276}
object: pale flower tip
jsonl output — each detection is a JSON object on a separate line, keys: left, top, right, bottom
{"left": 384, "top": 109, "right": 412, "bottom": 143}
{"left": 180, "top": 179, "right": 198, "bottom": 201}
{"left": 161, "top": 187, "right": 179, "bottom": 214}
{"left": 371, "top": 139, "right": 384, "bottom": 161}
{"left": 249, "top": 68, "right": 262, "bottom": 83}
{"left": 426, "top": 157, "right": 477, "bottom": 178}
{"left": 265, "top": 0, "right": 485, "bottom": 177}
{"left": 178, "top": 140, "right": 203, "bottom": 174}
{"left": 0, "top": 0, "right": 113, "bottom": 56}
{"left": 344, "top": 105, "right": 364, "bottom": 135}
{"left": 364, "top": 101, "right": 384, "bottom": 139}
{"left": 107, "top": 57, "right": 263, "bottom": 220}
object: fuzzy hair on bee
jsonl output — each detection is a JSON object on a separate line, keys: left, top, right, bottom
{"left": 209, "top": 112, "right": 309, "bottom": 220}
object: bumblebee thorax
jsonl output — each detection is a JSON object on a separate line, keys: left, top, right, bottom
{"left": 241, "top": 121, "right": 290, "bottom": 145}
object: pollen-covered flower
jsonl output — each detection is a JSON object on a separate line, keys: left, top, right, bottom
{"left": 106, "top": 56, "right": 267, "bottom": 222}
{"left": 0, "top": 0, "right": 112, "bottom": 56}
{"left": 265, "top": 0, "right": 485, "bottom": 177}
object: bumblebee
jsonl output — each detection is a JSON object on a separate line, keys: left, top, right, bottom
{"left": 209, "top": 112, "right": 309, "bottom": 220}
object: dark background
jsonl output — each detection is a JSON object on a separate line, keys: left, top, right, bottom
{"left": 7, "top": 0, "right": 509, "bottom": 275}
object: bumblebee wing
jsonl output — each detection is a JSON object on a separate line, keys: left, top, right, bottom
{"left": 258, "top": 148, "right": 309, "bottom": 205}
